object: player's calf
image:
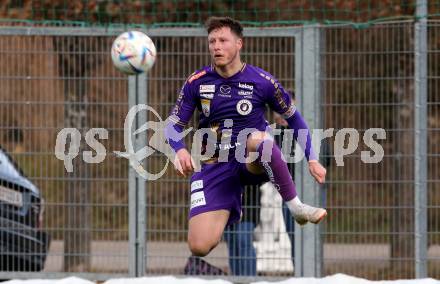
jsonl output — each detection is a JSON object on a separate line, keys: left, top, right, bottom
{"left": 246, "top": 130, "right": 327, "bottom": 226}
{"left": 246, "top": 131, "right": 297, "bottom": 201}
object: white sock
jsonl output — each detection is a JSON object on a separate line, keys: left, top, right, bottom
{"left": 286, "top": 196, "right": 303, "bottom": 214}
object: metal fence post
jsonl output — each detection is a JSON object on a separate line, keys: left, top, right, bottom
{"left": 128, "top": 73, "right": 147, "bottom": 276}
{"left": 137, "top": 73, "right": 147, "bottom": 276}
{"left": 415, "top": 0, "right": 428, "bottom": 278}
{"left": 295, "top": 24, "right": 323, "bottom": 278}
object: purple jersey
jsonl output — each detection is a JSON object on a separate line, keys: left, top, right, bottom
{"left": 167, "top": 64, "right": 297, "bottom": 158}
{"left": 165, "top": 64, "right": 316, "bottom": 225}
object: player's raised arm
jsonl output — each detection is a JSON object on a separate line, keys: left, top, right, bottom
{"left": 165, "top": 78, "right": 198, "bottom": 177}
{"left": 263, "top": 75, "right": 326, "bottom": 184}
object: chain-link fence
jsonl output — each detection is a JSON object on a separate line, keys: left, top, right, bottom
{"left": 0, "top": 30, "right": 131, "bottom": 278}
{"left": 0, "top": 1, "right": 437, "bottom": 27}
{"left": 0, "top": 20, "right": 438, "bottom": 282}
{"left": 0, "top": 26, "right": 301, "bottom": 281}
{"left": 321, "top": 20, "right": 438, "bottom": 279}
{"left": 427, "top": 21, "right": 440, "bottom": 279}
{"left": 322, "top": 21, "right": 416, "bottom": 279}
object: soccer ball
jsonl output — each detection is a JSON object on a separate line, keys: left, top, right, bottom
{"left": 111, "top": 31, "right": 157, "bottom": 74}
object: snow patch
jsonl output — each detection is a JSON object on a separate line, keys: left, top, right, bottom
{"left": 4, "top": 274, "right": 440, "bottom": 284}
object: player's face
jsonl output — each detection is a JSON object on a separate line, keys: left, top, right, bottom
{"left": 208, "top": 27, "right": 242, "bottom": 68}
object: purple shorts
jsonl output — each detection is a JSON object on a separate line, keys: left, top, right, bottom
{"left": 189, "top": 160, "right": 268, "bottom": 225}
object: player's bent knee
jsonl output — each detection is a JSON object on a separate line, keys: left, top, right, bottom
{"left": 187, "top": 210, "right": 229, "bottom": 256}
{"left": 188, "top": 238, "right": 218, "bottom": 257}
{"left": 247, "top": 131, "right": 271, "bottom": 152}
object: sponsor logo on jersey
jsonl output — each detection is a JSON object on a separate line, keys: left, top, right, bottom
{"left": 238, "top": 82, "right": 253, "bottom": 91}
{"left": 191, "top": 180, "right": 204, "bottom": 192}
{"left": 188, "top": 70, "right": 207, "bottom": 83}
{"left": 238, "top": 90, "right": 253, "bottom": 96}
{"left": 216, "top": 141, "right": 241, "bottom": 150}
{"left": 236, "top": 99, "right": 253, "bottom": 115}
{"left": 238, "top": 82, "right": 254, "bottom": 97}
{"left": 219, "top": 84, "right": 231, "bottom": 97}
{"left": 200, "top": 93, "right": 214, "bottom": 99}
{"left": 201, "top": 98, "right": 211, "bottom": 117}
{"left": 191, "top": 191, "right": 206, "bottom": 209}
{"left": 200, "top": 84, "right": 215, "bottom": 93}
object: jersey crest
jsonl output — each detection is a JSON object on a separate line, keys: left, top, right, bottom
{"left": 201, "top": 98, "right": 211, "bottom": 117}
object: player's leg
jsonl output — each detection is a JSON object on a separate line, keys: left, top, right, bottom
{"left": 245, "top": 131, "right": 327, "bottom": 225}
{"left": 188, "top": 209, "right": 229, "bottom": 256}
{"left": 187, "top": 160, "right": 244, "bottom": 255}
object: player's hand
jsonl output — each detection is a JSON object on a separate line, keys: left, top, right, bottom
{"left": 174, "top": 148, "right": 196, "bottom": 177}
{"left": 274, "top": 112, "right": 288, "bottom": 127}
{"left": 308, "top": 160, "right": 326, "bottom": 184}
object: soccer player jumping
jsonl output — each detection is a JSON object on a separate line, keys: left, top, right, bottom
{"left": 165, "top": 16, "right": 327, "bottom": 257}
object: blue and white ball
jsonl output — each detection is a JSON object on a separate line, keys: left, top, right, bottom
{"left": 111, "top": 31, "right": 157, "bottom": 74}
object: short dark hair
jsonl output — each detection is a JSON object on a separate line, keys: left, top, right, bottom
{"left": 205, "top": 17, "right": 243, "bottom": 38}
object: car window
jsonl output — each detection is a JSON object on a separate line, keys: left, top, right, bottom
{"left": 0, "top": 149, "right": 23, "bottom": 178}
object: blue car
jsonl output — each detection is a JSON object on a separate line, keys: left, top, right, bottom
{"left": 0, "top": 147, "right": 50, "bottom": 271}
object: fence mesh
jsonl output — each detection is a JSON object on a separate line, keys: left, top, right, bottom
{"left": 321, "top": 21, "right": 440, "bottom": 279}
{"left": 427, "top": 21, "right": 440, "bottom": 278}
{"left": 0, "top": 8, "right": 438, "bottom": 282}
{"left": 321, "top": 22, "right": 416, "bottom": 279}
{"left": 0, "top": 1, "right": 437, "bottom": 27}
{"left": 0, "top": 34, "right": 131, "bottom": 274}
